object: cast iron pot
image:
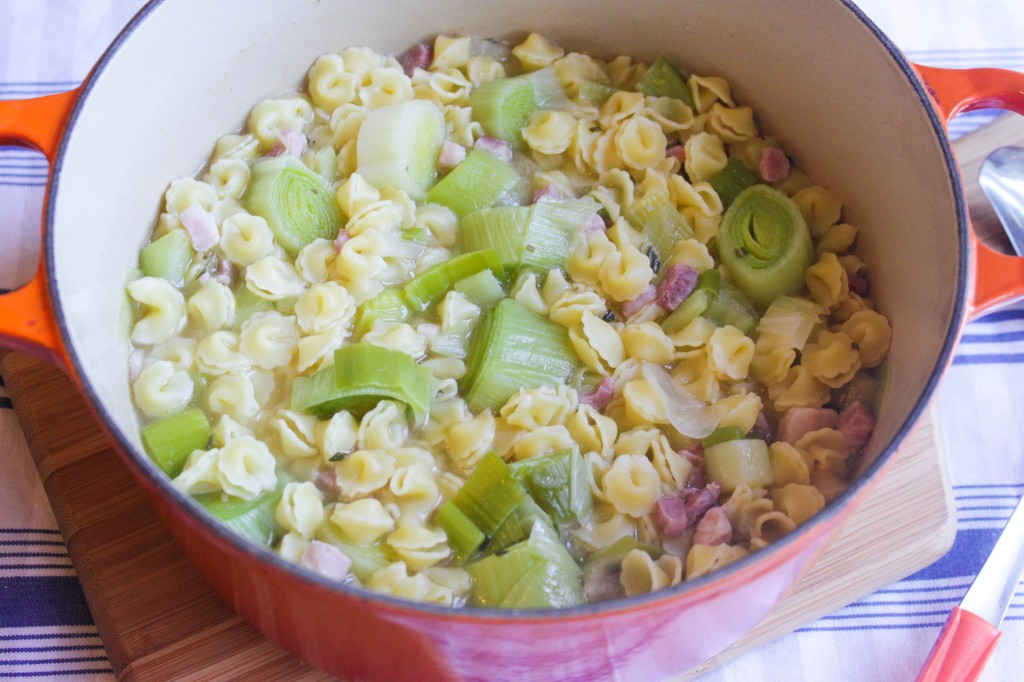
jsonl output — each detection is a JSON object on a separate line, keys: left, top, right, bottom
{"left": 2, "top": 0, "right": 1024, "bottom": 679}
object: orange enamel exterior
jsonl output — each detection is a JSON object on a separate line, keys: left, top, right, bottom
{"left": 913, "top": 65, "right": 1024, "bottom": 319}
{"left": 0, "top": 90, "right": 78, "bottom": 366}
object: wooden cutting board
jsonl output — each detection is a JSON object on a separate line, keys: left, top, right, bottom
{"left": 5, "top": 112, "right": 1022, "bottom": 681}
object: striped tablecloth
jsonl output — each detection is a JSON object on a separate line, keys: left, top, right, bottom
{"left": 2, "top": 1, "right": 1023, "bottom": 679}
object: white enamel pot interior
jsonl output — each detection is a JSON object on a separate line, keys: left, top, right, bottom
{"left": 44, "top": 0, "right": 966, "bottom": 678}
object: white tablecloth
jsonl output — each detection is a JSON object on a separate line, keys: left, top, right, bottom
{"left": 1, "top": 1, "right": 1023, "bottom": 679}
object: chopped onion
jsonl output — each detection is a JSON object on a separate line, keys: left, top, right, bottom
{"left": 640, "top": 361, "right": 718, "bottom": 438}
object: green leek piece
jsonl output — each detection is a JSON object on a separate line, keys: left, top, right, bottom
{"left": 426, "top": 148, "right": 521, "bottom": 217}
{"left": 701, "top": 426, "right": 745, "bottom": 448}
{"left": 510, "top": 449, "right": 592, "bottom": 525}
{"left": 192, "top": 374, "right": 210, "bottom": 403}
{"left": 522, "top": 199, "right": 601, "bottom": 270}
{"left": 661, "top": 289, "right": 710, "bottom": 334}
{"left": 487, "top": 495, "right": 554, "bottom": 555}
{"left": 756, "top": 295, "right": 826, "bottom": 350}
{"left": 196, "top": 473, "right": 290, "bottom": 547}
{"left": 710, "top": 157, "right": 758, "bottom": 208}
{"left": 635, "top": 56, "right": 696, "bottom": 109}
{"left": 717, "top": 184, "right": 814, "bottom": 310}
{"left": 834, "top": 372, "right": 880, "bottom": 413}
{"left": 452, "top": 452, "right": 525, "bottom": 535}
{"left": 454, "top": 270, "right": 507, "bottom": 307}
{"left": 316, "top": 518, "right": 392, "bottom": 581}
{"left": 704, "top": 439, "right": 774, "bottom": 493}
{"left": 354, "top": 288, "right": 409, "bottom": 337}
{"left": 623, "top": 190, "right": 694, "bottom": 270}
{"left": 311, "top": 145, "right": 339, "bottom": 183}
{"left": 232, "top": 284, "right": 274, "bottom": 329}
{"left": 356, "top": 99, "right": 446, "bottom": 200}
{"left": 577, "top": 80, "right": 618, "bottom": 106}
{"left": 462, "top": 299, "right": 579, "bottom": 413}
{"left": 459, "top": 206, "right": 533, "bottom": 267}
{"left": 139, "top": 229, "right": 193, "bottom": 287}
{"left": 290, "top": 345, "right": 431, "bottom": 422}
{"left": 437, "top": 501, "right": 486, "bottom": 562}
{"left": 702, "top": 280, "right": 760, "bottom": 336}
{"left": 697, "top": 268, "right": 720, "bottom": 295}
{"left": 469, "top": 75, "right": 539, "bottom": 143}
{"left": 245, "top": 155, "right": 341, "bottom": 255}
{"left": 581, "top": 536, "right": 663, "bottom": 602}
{"left": 401, "top": 227, "right": 429, "bottom": 243}
{"left": 466, "top": 520, "right": 584, "bottom": 609}
{"left": 460, "top": 200, "right": 601, "bottom": 272}
{"left": 429, "top": 320, "right": 472, "bottom": 359}
{"left": 141, "top": 409, "right": 211, "bottom": 477}
{"left": 402, "top": 249, "right": 505, "bottom": 312}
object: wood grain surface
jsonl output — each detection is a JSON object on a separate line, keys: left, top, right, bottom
{"left": 7, "top": 111, "right": 1022, "bottom": 681}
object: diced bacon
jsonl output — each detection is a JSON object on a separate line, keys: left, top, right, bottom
{"left": 681, "top": 482, "right": 720, "bottom": 521}
{"left": 401, "top": 43, "right": 433, "bottom": 77}
{"left": 777, "top": 407, "right": 839, "bottom": 445}
{"left": 580, "top": 377, "right": 614, "bottom": 411}
{"left": 848, "top": 272, "right": 871, "bottom": 297}
{"left": 666, "top": 144, "right": 685, "bottom": 167}
{"left": 583, "top": 213, "right": 606, "bottom": 233}
{"left": 474, "top": 136, "right": 513, "bottom": 162}
{"left": 267, "top": 143, "right": 286, "bottom": 157}
{"left": 314, "top": 468, "right": 340, "bottom": 499}
{"left": 682, "top": 444, "right": 705, "bottom": 488}
{"left": 759, "top": 147, "right": 791, "bottom": 183}
{"left": 437, "top": 140, "right": 467, "bottom": 173}
{"left": 532, "top": 184, "right": 563, "bottom": 203}
{"left": 753, "top": 411, "right": 774, "bottom": 443}
{"left": 300, "top": 540, "right": 352, "bottom": 581}
{"left": 280, "top": 129, "right": 307, "bottom": 157}
{"left": 838, "top": 401, "right": 875, "bottom": 454}
{"left": 655, "top": 264, "right": 699, "bottom": 311}
{"left": 180, "top": 205, "right": 219, "bottom": 252}
{"left": 621, "top": 285, "right": 658, "bottom": 319}
{"left": 654, "top": 495, "right": 689, "bottom": 538}
{"left": 333, "top": 230, "right": 351, "bottom": 252}
{"left": 693, "top": 507, "right": 731, "bottom": 546}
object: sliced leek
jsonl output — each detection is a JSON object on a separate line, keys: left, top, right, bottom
{"left": 140, "top": 229, "right": 193, "bottom": 287}
{"left": 717, "top": 185, "right": 814, "bottom": 310}
{"left": 141, "top": 409, "right": 211, "bottom": 477}
{"left": 403, "top": 249, "right": 505, "bottom": 312}
{"left": 451, "top": 452, "right": 525, "bottom": 535}
{"left": 290, "top": 344, "right": 431, "bottom": 423}
{"left": 426, "top": 148, "right": 521, "bottom": 217}
{"left": 704, "top": 438, "right": 774, "bottom": 492}
{"left": 635, "top": 57, "right": 695, "bottom": 109}
{"left": 710, "top": 157, "right": 758, "bottom": 208}
{"left": 463, "top": 299, "right": 579, "bottom": 413}
{"left": 356, "top": 100, "right": 446, "bottom": 200}
{"left": 245, "top": 156, "right": 341, "bottom": 255}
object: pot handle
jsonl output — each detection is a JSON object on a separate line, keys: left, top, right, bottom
{"left": 913, "top": 64, "right": 1024, "bottom": 319}
{"left": 0, "top": 89, "right": 80, "bottom": 365}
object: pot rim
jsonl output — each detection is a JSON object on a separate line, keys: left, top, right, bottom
{"left": 42, "top": 0, "right": 969, "bottom": 622}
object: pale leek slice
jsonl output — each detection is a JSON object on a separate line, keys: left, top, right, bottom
{"left": 141, "top": 409, "right": 211, "bottom": 477}
{"left": 469, "top": 75, "right": 539, "bottom": 143}
{"left": 245, "top": 156, "right": 341, "bottom": 255}
{"left": 639, "top": 361, "right": 718, "bottom": 439}
{"left": 402, "top": 249, "right": 505, "bottom": 313}
{"left": 703, "top": 438, "right": 774, "bottom": 492}
{"left": 140, "top": 229, "right": 192, "bottom": 287}
{"left": 462, "top": 299, "right": 579, "bottom": 413}
{"left": 635, "top": 57, "right": 695, "bottom": 109}
{"left": 755, "top": 295, "right": 827, "bottom": 350}
{"left": 196, "top": 472, "right": 290, "bottom": 548}
{"left": 623, "top": 190, "right": 693, "bottom": 269}
{"left": 717, "top": 185, "right": 814, "bottom": 310}
{"left": 454, "top": 270, "right": 506, "bottom": 307}
{"left": 426, "top": 149, "right": 521, "bottom": 217}
{"left": 315, "top": 518, "right": 391, "bottom": 581}
{"left": 356, "top": 100, "right": 446, "bottom": 200}
{"left": 290, "top": 344, "right": 431, "bottom": 423}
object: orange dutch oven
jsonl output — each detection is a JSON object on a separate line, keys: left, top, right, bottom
{"left": 2, "top": 0, "right": 1024, "bottom": 679}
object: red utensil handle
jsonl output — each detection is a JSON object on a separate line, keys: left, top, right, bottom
{"left": 916, "top": 607, "right": 1002, "bottom": 682}
{"left": 0, "top": 89, "right": 79, "bottom": 365}
{"left": 913, "top": 65, "right": 1024, "bottom": 320}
